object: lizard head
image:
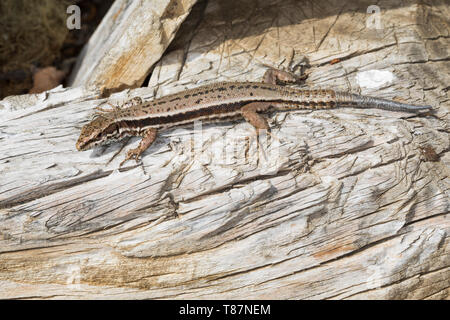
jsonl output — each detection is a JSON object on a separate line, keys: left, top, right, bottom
{"left": 76, "top": 115, "right": 119, "bottom": 151}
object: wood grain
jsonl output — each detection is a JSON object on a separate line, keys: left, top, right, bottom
{"left": 0, "top": 0, "right": 449, "bottom": 299}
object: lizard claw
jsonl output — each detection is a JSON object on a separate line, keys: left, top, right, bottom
{"left": 123, "top": 97, "right": 143, "bottom": 108}
{"left": 263, "top": 68, "right": 307, "bottom": 85}
{"left": 119, "top": 129, "right": 157, "bottom": 167}
{"left": 120, "top": 148, "right": 142, "bottom": 167}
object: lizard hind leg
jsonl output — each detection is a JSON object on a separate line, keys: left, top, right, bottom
{"left": 262, "top": 68, "right": 307, "bottom": 85}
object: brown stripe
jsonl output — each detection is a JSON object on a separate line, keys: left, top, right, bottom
{"left": 119, "top": 102, "right": 244, "bottom": 131}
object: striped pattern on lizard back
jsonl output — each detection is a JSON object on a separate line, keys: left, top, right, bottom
{"left": 114, "top": 82, "right": 337, "bottom": 130}
{"left": 76, "top": 72, "right": 432, "bottom": 166}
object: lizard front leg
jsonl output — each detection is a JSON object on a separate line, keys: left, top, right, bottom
{"left": 120, "top": 128, "right": 157, "bottom": 166}
{"left": 95, "top": 97, "right": 143, "bottom": 117}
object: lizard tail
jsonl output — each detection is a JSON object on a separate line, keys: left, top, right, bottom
{"left": 335, "top": 92, "right": 432, "bottom": 113}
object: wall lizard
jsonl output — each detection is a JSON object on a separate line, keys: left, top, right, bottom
{"left": 76, "top": 69, "right": 432, "bottom": 166}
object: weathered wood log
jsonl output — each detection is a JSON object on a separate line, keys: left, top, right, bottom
{"left": 68, "top": 0, "right": 199, "bottom": 93}
{"left": 0, "top": 0, "right": 449, "bottom": 299}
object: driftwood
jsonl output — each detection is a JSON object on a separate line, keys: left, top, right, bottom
{"left": 68, "top": 0, "right": 198, "bottom": 93}
{"left": 0, "top": 0, "right": 449, "bottom": 299}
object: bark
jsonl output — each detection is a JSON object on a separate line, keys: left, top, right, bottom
{"left": 0, "top": 0, "right": 449, "bottom": 299}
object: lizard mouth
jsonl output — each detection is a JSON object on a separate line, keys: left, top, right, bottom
{"left": 76, "top": 129, "right": 127, "bottom": 151}
{"left": 75, "top": 138, "right": 89, "bottom": 151}
{"left": 76, "top": 139, "right": 102, "bottom": 151}
{"left": 76, "top": 134, "right": 98, "bottom": 151}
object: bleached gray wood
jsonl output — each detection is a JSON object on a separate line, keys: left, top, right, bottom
{"left": 0, "top": 0, "right": 449, "bottom": 299}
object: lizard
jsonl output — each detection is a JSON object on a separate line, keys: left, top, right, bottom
{"left": 75, "top": 69, "right": 432, "bottom": 166}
